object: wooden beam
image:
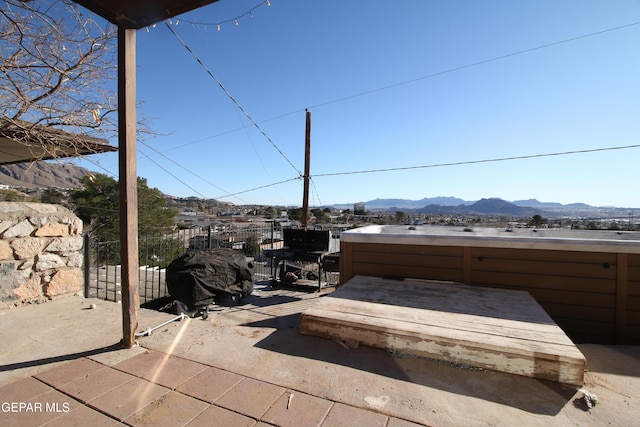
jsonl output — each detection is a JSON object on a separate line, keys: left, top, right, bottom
{"left": 118, "top": 27, "right": 139, "bottom": 348}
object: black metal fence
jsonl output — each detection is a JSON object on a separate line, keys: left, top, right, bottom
{"left": 83, "top": 223, "right": 342, "bottom": 305}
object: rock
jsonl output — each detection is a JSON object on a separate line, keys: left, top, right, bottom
{"left": 35, "top": 222, "right": 69, "bottom": 237}
{"left": 0, "top": 240, "right": 12, "bottom": 260}
{"left": 45, "top": 236, "right": 83, "bottom": 253}
{"left": 36, "top": 253, "right": 66, "bottom": 270}
{"left": 2, "top": 219, "right": 34, "bottom": 238}
{"left": 44, "top": 267, "right": 83, "bottom": 297}
{"left": 11, "top": 237, "right": 45, "bottom": 260}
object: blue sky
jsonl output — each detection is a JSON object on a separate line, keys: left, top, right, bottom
{"left": 77, "top": 1, "right": 640, "bottom": 208}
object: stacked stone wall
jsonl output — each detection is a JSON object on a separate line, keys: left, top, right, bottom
{"left": 0, "top": 202, "right": 84, "bottom": 309}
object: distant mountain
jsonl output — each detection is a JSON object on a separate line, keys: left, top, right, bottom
{"left": 0, "top": 162, "right": 89, "bottom": 189}
{"left": 363, "top": 196, "right": 470, "bottom": 209}
{"left": 415, "top": 198, "right": 540, "bottom": 217}
{"left": 513, "top": 199, "right": 564, "bottom": 207}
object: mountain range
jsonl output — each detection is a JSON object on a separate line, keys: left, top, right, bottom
{"left": 0, "top": 162, "right": 632, "bottom": 217}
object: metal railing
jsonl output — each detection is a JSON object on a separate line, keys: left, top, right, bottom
{"left": 84, "top": 223, "right": 343, "bottom": 305}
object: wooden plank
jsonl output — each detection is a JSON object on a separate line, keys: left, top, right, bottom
{"left": 352, "top": 252, "right": 462, "bottom": 269}
{"left": 300, "top": 276, "right": 586, "bottom": 385}
{"left": 471, "top": 257, "right": 616, "bottom": 279}
{"left": 471, "top": 271, "right": 616, "bottom": 293}
{"left": 351, "top": 262, "right": 464, "bottom": 283}
{"left": 353, "top": 242, "right": 463, "bottom": 257}
{"left": 471, "top": 247, "right": 617, "bottom": 264}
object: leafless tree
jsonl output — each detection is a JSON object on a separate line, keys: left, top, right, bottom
{"left": 1, "top": 0, "right": 121, "bottom": 159}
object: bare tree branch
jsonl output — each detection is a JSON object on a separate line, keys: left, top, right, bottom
{"left": 0, "top": 0, "right": 153, "bottom": 161}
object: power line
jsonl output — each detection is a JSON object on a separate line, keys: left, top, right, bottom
{"left": 164, "top": 21, "right": 302, "bottom": 178}
{"left": 307, "top": 20, "right": 640, "bottom": 111}
{"left": 214, "top": 176, "right": 300, "bottom": 200}
{"left": 138, "top": 145, "right": 209, "bottom": 199}
{"left": 138, "top": 139, "right": 250, "bottom": 204}
{"left": 313, "top": 144, "right": 640, "bottom": 178}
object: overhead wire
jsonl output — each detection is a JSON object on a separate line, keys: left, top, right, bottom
{"left": 213, "top": 176, "right": 300, "bottom": 200}
{"left": 138, "top": 139, "right": 250, "bottom": 204}
{"left": 164, "top": 21, "right": 302, "bottom": 178}
{"left": 313, "top": 144, "right": 640, "bottom": 178}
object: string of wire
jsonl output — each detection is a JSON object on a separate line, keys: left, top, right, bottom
{"left": 314, "top": 144, "right": 640, "bottom": 177}
{"left": 164, "top": 21, "right": 302, "bottom": 177}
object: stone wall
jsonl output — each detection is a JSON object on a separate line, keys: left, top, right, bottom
{"left": 0, "top": 202, "right": 84, "bottom": 309}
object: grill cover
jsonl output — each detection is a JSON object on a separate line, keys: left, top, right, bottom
{"left": 166, "top": 249, "right": 254, "bottom": 308}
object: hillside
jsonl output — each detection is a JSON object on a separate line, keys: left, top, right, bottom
{"left": 0, "top": 162, "right": 89, "bottom": 189}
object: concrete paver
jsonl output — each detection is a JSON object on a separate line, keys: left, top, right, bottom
{"left": 176, "top": 366, "right": 244, "bottom": 403}
{"left": 34, "top": 358, "right": 106, "bottom": 388}
{"left": 139, "top": 356, "right": 208, "bottom": 390}
{"left": 123, "top": 391, "right": 209, "bottom": 427}
{"left": 41, "top": 403, "right": 121, "bottom": 427}
{"left": 112, "top": 350, "right": 169, "bottom": 377}
{"left": 321, "top": 402, "right": 388, "bottom": 427}
{"left": 88, "top": 377, "right": 170, "bottom": 421}
{"left": 186, "top": 405, "right": 256, "bottom": 427}
{"left": 261, "top": 391, "right": 333, "bottom": 427}
{"left": 0, "top": 376, "right": 52, "bottom": 402}
{"left": 214, "top": 376, "right": 286, "bottom": 419}
{"left": 57, "top": 367, "right": 135, "bottom": 403}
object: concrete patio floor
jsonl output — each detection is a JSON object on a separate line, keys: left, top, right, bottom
{"left": 1, "top": 282, "right": 638, "bottom": 426}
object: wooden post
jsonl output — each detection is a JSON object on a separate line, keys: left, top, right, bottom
{"left": 118, "top": 27, "right": 139, "bottom": 348}
{"left": 301, "top": 110, "right": 311, "bottom": 228}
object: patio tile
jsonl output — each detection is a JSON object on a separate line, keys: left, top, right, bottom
{"left": 34, "top": 358, "right": 106, "bottom": 387}
{"left": 387, "top": 417, "right": 428, "bottom": 427}
{"left": 320, "top": 402, "right": 388, "bottom": 427}
{"left": 215, "top": 377, "right": 285, "bottom": 419}
{"left": 124, "top": 391, "right": 209, "bottom": 427}
{"left": 261, "top": 391, "right": 333, "bottom": 427}
{"left": 58, "top": 367, "right": 136, "bottom": 403}
{"left": 0, "top": 388, "right": 82, "bottom": 426}
{"left": 88, "top": 377, "right": 169, "bottom": 421}
{"left": 140, "top": 356, "right": 208, "bottom": 389}
{"left": 176, "top": 366, "right": 244, "bottom": 403}
{"left": 112, "top": 349, "right": 169, "bottom": 377}
{"left": 41, "top": 403, "right": 120, "bottom": 427}
{"left": 0, "top": 376, "right": 53, "bottom": 401}
{"left": 186, "top": 404, "right": 256, "bottom": 427}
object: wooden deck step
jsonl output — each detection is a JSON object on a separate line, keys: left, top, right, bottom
{"left": 300, "top": 275, "right": 586, "bottom": 386}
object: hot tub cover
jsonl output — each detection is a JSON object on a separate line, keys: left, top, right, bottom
{"left": 166, "top": 249, "right": 254, "bottom": 308}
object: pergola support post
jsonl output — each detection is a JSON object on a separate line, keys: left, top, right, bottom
{"left": 117, "top": 26, "right": 139, "bottom": 348}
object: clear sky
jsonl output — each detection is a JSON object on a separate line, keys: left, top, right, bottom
{"left": 76, "top": 0, "right": 640, "bottom": 208}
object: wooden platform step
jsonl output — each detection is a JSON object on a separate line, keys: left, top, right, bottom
{"left": 300, "top": 275, "right": 585, "bottom": 386}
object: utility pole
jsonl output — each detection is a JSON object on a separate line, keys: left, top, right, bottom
{"left": 301, "top": 109, "right": 311, "bottom": 228}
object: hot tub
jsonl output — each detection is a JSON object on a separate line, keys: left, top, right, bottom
{"left": 339, "top": 225, "right": 640, "bottom": 344}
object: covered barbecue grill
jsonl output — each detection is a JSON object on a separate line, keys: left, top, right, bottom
{"left": 166, "top": 248, "right": 254, "bottom": 318}
{"left": 264, "top": 228, "right": 339, "bottom": 291}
